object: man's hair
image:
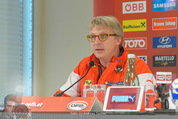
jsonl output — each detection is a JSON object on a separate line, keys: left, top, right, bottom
{"left": 89, "top": 16, "right": 124, "bottom": 48}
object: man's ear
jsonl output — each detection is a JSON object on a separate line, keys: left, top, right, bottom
{"left": 116, "top": 36, "right": 122, "bottom": 46}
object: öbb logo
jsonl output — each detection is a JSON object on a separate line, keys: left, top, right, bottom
{"left": 123, "top": 37, "right": 147, "bottom": 50}
{"left": 67, "top": 101, "right": 88, "bottom": 111}
{"left": 123, "top": 1, "right": 146, "bottom": 14}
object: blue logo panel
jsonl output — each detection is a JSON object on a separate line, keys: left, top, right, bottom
{"left": 153, "top": 36, "right": 177, "bottom": 48}
{"left": 152, "top": 0, "right": 177, "bottom": 12}
{"left": 138, "top": 56, "right": 147, "bottom": 64}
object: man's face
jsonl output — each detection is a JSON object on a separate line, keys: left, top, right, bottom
{"left": 89, "top": 26, "right": 121, "bottom": 61}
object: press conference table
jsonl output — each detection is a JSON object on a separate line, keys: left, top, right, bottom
{"left": 2, "top": 96, "right": 178, "bottom": 119}
{"left": 0, "top": 110, "right": 178, "bottom": 119}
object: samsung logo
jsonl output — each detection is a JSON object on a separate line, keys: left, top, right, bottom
{"left": 152, "top": 0, "right": 177, "bottom": 12}
{"left": 153, "top": 2, "right": 176, "bottom": 8}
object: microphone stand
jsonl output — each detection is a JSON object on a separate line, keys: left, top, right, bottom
{"left": 154, "top": 84, "right": 175, "bottom": 114}
{"left": 54, "top": 61, "right": 94, "bottom": 97}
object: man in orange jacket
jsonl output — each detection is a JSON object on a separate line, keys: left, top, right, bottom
{"left": 54, "top": 16, "right": 156, "bottom": 111}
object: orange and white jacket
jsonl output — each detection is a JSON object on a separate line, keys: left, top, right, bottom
{"left": 54, "top": 47, "right": 155, "bottom": 99}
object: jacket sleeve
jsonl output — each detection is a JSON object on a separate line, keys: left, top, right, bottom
{"left": 53, "top": 71, "right": 81, "bottom": 97}
{"left": 135, "top": 56, "right": 156, "bottom": 86}
{"left": 135, "top": 57, "right": 160, "bottom": 111}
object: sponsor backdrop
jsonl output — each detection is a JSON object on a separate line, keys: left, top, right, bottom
{"left": 94, "top": 0, "right": 178, "bottom": 82}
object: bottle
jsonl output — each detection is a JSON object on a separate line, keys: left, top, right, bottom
{"left": 124, "top": 54, "right": 140, "bottom": 86}
{"left": 144, "top": 81, "right": 156, "bottom": 111}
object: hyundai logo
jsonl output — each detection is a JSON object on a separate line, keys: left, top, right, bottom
{"left": 159, "top": 37, "right": 171, "bottom": 44}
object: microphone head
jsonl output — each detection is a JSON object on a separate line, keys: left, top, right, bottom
{"left": 89, "top": 61, "right": 95, "bottom": 68}
{"left": 54, "top": 91, "right": 64, "bottom": 97}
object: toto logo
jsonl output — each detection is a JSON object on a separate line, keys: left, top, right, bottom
{"left": 159, "top": 37, "right": 171, "bottom": 44}
{"left": 67, "top": 101, "right": 88, "bottom": 111}
{"left": 124, "top": 37, "right": 147, "bottom": 49}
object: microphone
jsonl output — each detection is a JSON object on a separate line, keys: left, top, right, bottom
{"left": 153, "top": 84, "right": 169, "bottom": 109}
{"left": 54, "top": 61, "right": 95, "bottom": 97}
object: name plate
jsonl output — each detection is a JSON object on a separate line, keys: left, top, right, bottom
{"left": 4, "top": 96, "right": 102, "bottom": 113}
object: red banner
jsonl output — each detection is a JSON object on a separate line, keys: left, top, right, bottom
{"left": 94, "top": 0, "right": 178, "bottom": 82}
